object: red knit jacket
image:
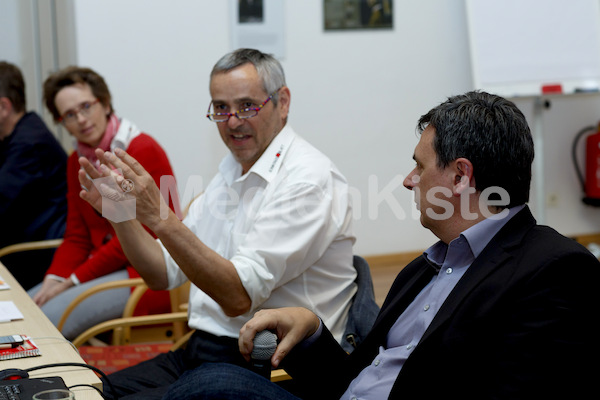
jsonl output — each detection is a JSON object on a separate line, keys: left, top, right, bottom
{"left": 46, "top": 133, "right": 178, "bottom": 315}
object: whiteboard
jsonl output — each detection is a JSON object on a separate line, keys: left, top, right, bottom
{"left": 466, "top": 0, "right": 600, "bottom": 98}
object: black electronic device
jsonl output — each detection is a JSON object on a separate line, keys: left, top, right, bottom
{"left": 0, "top": 376, "right": 68, "bottom": 400}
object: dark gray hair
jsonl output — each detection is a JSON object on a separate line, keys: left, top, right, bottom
{"left": 0, "top": 61, "right": 26, "bottom": 113}
{"left": 418, "top": 91, "right": 534, "bottom": 208}
{"left": 210, "top": 48, "right": 286, "bottom": 105}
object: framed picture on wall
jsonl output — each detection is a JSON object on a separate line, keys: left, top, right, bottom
{"left": 324, "top": 0, "right": 393, "bottom": 31}
{"left": 238, "top": 0, "right": 263, "bottom": 24}
{"left": 230, "top": 0, "right": 285, "bottom": 59}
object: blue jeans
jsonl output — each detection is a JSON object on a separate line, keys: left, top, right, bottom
{"left": 102, "top": 330, "right": 247, "bottom": 399}
{"left": 162, "top": 363, "right": 301, "bottom": 400}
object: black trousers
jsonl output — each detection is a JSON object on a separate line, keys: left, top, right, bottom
{"left": 101, "top": 329, "right": 247, "bottom": 400}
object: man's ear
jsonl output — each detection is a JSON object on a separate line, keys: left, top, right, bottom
{"left": 0, "top": 97, "right": 12, "bottom": 114}
{"left": 277, "top": 86, "right": 291, "bottom": 119}
{"left": 452, "top": 158, "right": 474, "bottom": 196}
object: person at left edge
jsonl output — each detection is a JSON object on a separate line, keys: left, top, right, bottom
{"left": 27, "top": 66, "right": 179, "bottom": 340}
{"left": 0, "top": 61, "right": 67, "bottom": 290}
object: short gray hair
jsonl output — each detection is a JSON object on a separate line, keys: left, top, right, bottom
{"left": 210, "top": 48, "right": 286, "bottom": 105}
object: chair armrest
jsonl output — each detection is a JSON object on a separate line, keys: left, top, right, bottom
{"left": 57, "top": 277, "right": 146, "bottom": 331}
{"left": 270, "top": 369, "right": 291, "bottom": 382}
{"left": 0, "top": 239, "right": 63, "bottom": 258}
{"left": 170, "top": 329, "right": 195, "bottom": 351}
{"left": 71, "top": 311, "right": 189, "bottom": 347}
{"left": 122, "top": 281, "right": 150, "bottom": 318}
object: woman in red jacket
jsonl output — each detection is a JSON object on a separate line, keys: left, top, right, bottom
{"left": 27, "top": 66, "right": 179, "bottom": 340}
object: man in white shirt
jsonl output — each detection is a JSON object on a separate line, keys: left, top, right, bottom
{"left": 78, "top": 48, "right": 357, "bottom": 400}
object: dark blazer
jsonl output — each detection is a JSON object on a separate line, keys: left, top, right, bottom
{"left": 0, "top": 112, "right": 67, "bottom": 289}
{"left": 284, "top": 206, "right": 600, "bottom": 399}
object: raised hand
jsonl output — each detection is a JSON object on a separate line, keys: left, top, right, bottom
{"left": 79, "top": 148, "right": 170, "bottom": 229}
{"left": 78, "top": 154, "right": 108, "bottom": 214}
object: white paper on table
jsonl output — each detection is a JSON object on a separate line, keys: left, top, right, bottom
{"left": 0, "top": 301, "right": 24, "bottom": 322}
{"left": 0, "top": 276, "right": 10, "bottom": 290}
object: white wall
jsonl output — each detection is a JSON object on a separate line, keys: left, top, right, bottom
{"left": 6, "top": 0, "right": 600, "bottom": 256}
{"left": 70, "top": 0, "right": 470, "bottom": 256}
{"left": 0, "top": 1, "right": 21, "bottom": 63}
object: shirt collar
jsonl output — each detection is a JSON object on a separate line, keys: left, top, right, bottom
{"left": 423, "top": 204, "right": 526, "bottom": 270}
{"left": 111, "top": 117, "right": 141, "bottom": 151}
{"left": 219, "top": 124, "right": 295, "bottom": 185}
{"left": 462, "top": 204, "right": 525, "bottom": 258}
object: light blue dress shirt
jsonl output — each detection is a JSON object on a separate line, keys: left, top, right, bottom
{"left": 340, "top": 205, "right": 525, "bottom": 400}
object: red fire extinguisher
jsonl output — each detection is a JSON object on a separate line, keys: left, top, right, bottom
{"left": 573, "top": 122, "right": 600, "bottom": 206}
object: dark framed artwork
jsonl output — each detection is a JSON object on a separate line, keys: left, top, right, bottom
{"left": 239, "top": 0, "right": 264, "bottom": 24}
{"left": 324, "top": 0, "right": 393, "bottom": 31}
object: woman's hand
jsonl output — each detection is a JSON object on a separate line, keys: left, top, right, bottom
{"left": 239, "top": 307, "right": 320, "bottom": 368}
{"left": 32, "top": 276, "right": 74, "bottom": 306}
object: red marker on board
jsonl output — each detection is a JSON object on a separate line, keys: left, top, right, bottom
{"left": 541, "top": 84, "right": 563, "bottom": 94}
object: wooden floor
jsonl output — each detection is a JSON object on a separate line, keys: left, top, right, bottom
{"left": 369, "top": 263, "right": 402, "bottom": 306}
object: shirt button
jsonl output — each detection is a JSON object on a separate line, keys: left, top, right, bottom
{"left": 423, "top": 304, "right": 430, "bottom": 311}
{"left": 407, "top": 344, "right": 413, "bottom": 350}
{"left": 374, "top": 359, "right": 381, "bottom": 366}
{"left": 446, "top": 267, "right": 453, "bottom": 274}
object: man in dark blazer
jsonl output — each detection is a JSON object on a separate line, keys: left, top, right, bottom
{"left": 0, "top": 61, "right": 67, "bottom": 290}
{"left": 162, "top": 91, "right": 600, "bottom": 400}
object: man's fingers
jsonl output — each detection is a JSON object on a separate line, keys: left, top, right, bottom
{"left": 99, "top": 148, "right": 148, "bottom": 180}
{"left": 96, "top": 150, "right": 132, "bottom": 181}
{"left": 239, "top": 312, "right": 280, "bottom": 361}
{"left": 114, "top": 147, "right": 148, "bottom": 176}
{"left": 268, "top": 334, "right": 298, "bottom": 368}
{"left": 98, "top": 182, "right": 125, "bottom": 201}
{"left": 238, "top": 308, "right": 310, "bottom": 368}
{"left": 78, "top": 156, "right": 102, "bottom": 179}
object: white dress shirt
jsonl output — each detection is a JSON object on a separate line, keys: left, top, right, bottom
{"left": 162, "top": 125, "right": 357, "bottom": 341}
